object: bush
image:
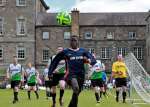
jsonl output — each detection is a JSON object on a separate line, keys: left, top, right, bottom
{"left": 0, "top": 69, "right": 6, "bottom": 76}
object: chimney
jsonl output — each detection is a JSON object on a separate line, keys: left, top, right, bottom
{"left": 71, "top": 8, "right": 80, "bottom": 37}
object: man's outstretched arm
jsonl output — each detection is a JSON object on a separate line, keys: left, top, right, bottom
{"left": 84, "top": 51, "right": 97, "bottom": 66}
{"left": 48, "top": 51, "right": 65, "bottom": 76}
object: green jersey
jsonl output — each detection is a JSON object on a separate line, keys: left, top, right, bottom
{"left": 26, "top": 67, "right": 37, "bottom": 83}
{"left": 91, "top": 71, "right": 103, "bottom": 80}
{"left": 8, "top": 64, "right": 23, "bottom": 81}
{"left": 90, "top": 60, "right": 103, "bottom": 80}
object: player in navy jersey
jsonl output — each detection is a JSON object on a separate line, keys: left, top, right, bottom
{"left": 48, "top": 35, "right": 96, "bottom": 107}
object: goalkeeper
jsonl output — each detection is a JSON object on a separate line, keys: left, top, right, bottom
{"left": 112, "top": 54, "right": 128, "bottom": 103}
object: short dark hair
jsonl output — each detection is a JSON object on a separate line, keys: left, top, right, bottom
{"left": 71, "top": 35, "right": 79, "bottom": 39}
{"left": 13, "top": 55, "right": 17, "bottom": 58}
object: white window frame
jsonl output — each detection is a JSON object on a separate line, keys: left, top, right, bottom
{"left": 17, "top": 47, "right": 26, "bottom": 60}
{"left": 133, "top": 47, "right": 143, "bottom": 59}
{"left": 106, "top": 31, "right": 114, "bottom": 40}
{"left": 16, "top": 17, "right": 26, "bottom": 36}
{"left": 64, "top": 31, "right": 71, "bottom": 40}
{"left": 0, "top": 47, "right": 3, "bottom": 59}
{"left": 42, "top": 49, "right": 49, "bottom": 61}
{"left": 88, "top": 48, "right": 95, "bottom": 54}
{"left": 117, "top": 47, "right": 127, "bottom": 57}
{"left": 0, "top": 0, "right": 6, "bottom": 6}
{"left": 0, "top": 17, "right": 4, "bottom": 35}
{"left": 84, "top": 31, "right": 93, "bottom": 39}
{"left": 129, "top": 32, "right": 136, "bottom": 39}
{"left": 42, "top": 32, "right": 50, "bottom": 40}
{"left": 16, "top": 0, "right": 26, "bottom": 6}
{"left": 100, "top": 47, "right": 111, "bottom": 59}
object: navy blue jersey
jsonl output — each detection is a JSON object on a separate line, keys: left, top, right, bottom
{"left": 48, "top": 48, "right": 96, "bottom": 79}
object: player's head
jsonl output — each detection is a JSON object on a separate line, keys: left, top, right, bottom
{"left": 117, "top": 54, "right": 123, "bottom": 61}
{"left": 46, "top": 64, "right": 49, "bottom": 68}
{"left": 13, "top": 56, "right": 18, "bottom": 64}
{"left": 92, "top": 53, "right": 96, "bottom": 59}
{"left": 70, "top": 35, "right": 79, "bottom": 49}
{"left": 56, "top": 46, "right": 63, "bottom": 53}
{"left": 27, "top": 62, "right": 32, "bottom": 68}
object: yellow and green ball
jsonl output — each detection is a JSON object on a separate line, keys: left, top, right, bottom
{"left": 56, "top": 11, "right": 71, "bottom": 25}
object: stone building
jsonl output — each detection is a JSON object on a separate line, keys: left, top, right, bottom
{"left": 0, "top": 0, "right": 49, "bottom": 69}
{"left": 146, "top": 11, "right": 150, "bottom": 72}
{"left": 0, "top": 0, "right": 149, "bottom": 72}
{"left": 36, "top": 10, "right": 148, "bottom": 71}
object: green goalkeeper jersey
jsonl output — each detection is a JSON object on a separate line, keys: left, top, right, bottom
{"left": 90, "top": 60, "right": 103, "bottom": 80}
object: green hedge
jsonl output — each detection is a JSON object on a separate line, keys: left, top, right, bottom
{"left": 0, "top": 69, "right": 6, "bottom": 76}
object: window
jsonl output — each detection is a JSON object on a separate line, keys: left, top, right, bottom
{"left": 0, "top": 0, "right": 5, "bottom": 6}
{"left": 84, "top": 32, "right": 92, "bottom": 39}
{"left": 106, "top": 31, "right": 114, "bottom": 39}
{"left": 129, "top": 32, "right": 136, "bottom": 39}
{"left": 0, "top": 18, "right": 3, "bottom": 35}
{"left": 16, "top": 0, "right": 26, "bottom": 6}
{"left": 16, "top": 18, "right": 26, "bottom": 35}
{"left": 100, "top": 47, "right": 112, "bottom": 59}
{"left": 88, "top": 48, "right": 95, "bottom": 54}
{"left": 133, "top": 47, "right": 143, "bottom": 59}
{"left": 0, "top": 48, "right": 3, "bottom": 59}
{"left": 42, "top": 32, "right": 49, "bottom": 40}
{"left": 43, "top": 49, "right": 49, "bottom": 61}
{"left": 17, "top": 48, "right": 25, "bottom": 59}
{"left": 117, "top": 47, "right": 127, "bottom": 57}
{"left": 64, "top": 32, "right": 70, "bottom": 40}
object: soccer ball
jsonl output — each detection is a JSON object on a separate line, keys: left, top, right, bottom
{"left": 56, "top": 11, "right": 71, "bottom": 25}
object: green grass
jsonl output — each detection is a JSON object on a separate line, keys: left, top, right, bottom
{"left": 0, "top": 89, "right": 150, "bottom": 107}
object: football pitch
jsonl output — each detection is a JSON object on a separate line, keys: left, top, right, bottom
{"left": 0, "top": 89, "right": 150, "bottom": 107}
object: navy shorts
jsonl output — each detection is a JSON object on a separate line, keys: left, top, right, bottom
{"left": 28, "top": 82, "right": 36, "bottom": 86}
{"left": 11, "top": 80, "right": 20, "bottom": 88}
{"left": 91, "top": 79, "right": 104, "bottom": 87}
{"left": 45, "top": 80, "right": 53, "bottom": 88}
{"left": 115, "top": 78, "right": 127, "bottom": 87}
{"left": 52, "top": 73, "right": 65, "bottom": 86}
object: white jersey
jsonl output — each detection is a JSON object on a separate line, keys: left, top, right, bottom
{"left": 7, "top": 63, "right": 24, "bottom": 81}
{"left": 26, "top": 67, "right": 37, "bottom": 83}
{"left": 43, "top": 68, "right": 49, "bottom": 81}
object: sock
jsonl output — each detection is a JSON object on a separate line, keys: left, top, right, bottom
{"left": 68, "top": 93, "right": 78, "bottom": 107}
{"left": 100, "top": 91, "right": 103, "bottom": 98}
{"left": 49, "top": 91, "right": 52, "bottom": 97}
{"left": 28, "top": 91, "right": 31, "bottom": 99}
{"left": 14, "top": 92, "right": 18, "bottom": 101}
{"left": 46, "top": 91, "right": 48, "bottom": 97}
{"left": 60, "top": 89, "right": 64, "bottom": 100}
{"left": 122, "top": 92, "right": 126, "bottom": 102}
{"left": 116, "top": 91, "right": 119, "bottom": 102}
{"left": 95, "top": 93, "right": 100, "bottom": 102}
{"left": 52, "top": 93, "right": 56, "bottom": 104}
{"left": 34, "top": 91, "right": 39, "bottom": 99}
{"left": 103, "top": 91, "right": 106, "bottom": 97}
{"left": 116, "top": 91, "right": 119, "bottom": 98}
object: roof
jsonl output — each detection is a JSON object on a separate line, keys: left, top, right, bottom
{"left": 40, "top": 0, "right": 49, "bottom": 10}
{"left": 36, "top": 12, "right": 148, "bottom": 27}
